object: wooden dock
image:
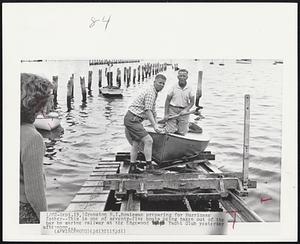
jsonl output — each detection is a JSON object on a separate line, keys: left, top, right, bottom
{"left": 65, "top": 152, "right": 263, "bottom": 222}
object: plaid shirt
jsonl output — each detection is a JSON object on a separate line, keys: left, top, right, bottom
{"left": 128, "top": 85, "right": 158, "bottom": 119}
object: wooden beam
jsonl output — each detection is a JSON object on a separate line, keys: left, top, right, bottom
{"left": 120, "top": 193, "right": 140, "bottom": 211}
{"left": 104, "top": 178, "right": 241, "bottom": 192}
{"left": 138, "top": 192, "right": 221, "bottom": 201}
{"left": 71, "top": 193, "right": 109, "bottom": 203}
{"left": 242, "top": 94, "right": 250, "bottom": 188}
{"left": 183, "top": 196, "right": 193, "bottom": 211}
{"left": 77, "top": 186, "right": 109, "bottom": 194}
{"left": 220, "top": 190, "right": 264, "bottom": 222}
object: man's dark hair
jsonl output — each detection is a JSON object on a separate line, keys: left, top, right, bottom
{"left": 178, "top": 69, "right": 188, "bottom": 74}
{"left": 155, "top": 74, "right": 167, "bottom": 80}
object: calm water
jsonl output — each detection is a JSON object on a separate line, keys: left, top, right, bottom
{"left": 20, "top": 59, "right": 282, "bottom": 222}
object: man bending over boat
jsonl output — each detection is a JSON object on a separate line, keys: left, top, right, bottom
{"left": 164, "top": 69, "right": 195, "bottom": 136}
{"left": 124, "top": 74, "right": 166, "bottom": 173}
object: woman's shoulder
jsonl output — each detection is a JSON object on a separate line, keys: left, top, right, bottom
{"left": 21, "top": 124, "right": 43, "bottom": 143}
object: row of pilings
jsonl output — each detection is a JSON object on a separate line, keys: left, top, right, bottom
{"left": 89, "top": 59, "right": 140, "bottom": 66}
{"left": 51, "top": 62, "right": 169, "bottom": 112}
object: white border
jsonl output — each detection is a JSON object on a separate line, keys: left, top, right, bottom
{"left": 3, "top": 3, "right": 297, "bottom": 241}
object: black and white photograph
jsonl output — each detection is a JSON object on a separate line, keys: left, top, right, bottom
{"left": 3, "top": 3, "right": 297, "bottom": 242}
{"left": 19, "top": 58, "right": 282, "bottom": 221}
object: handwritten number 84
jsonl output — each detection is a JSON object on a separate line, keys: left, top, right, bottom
{"left": 89, "top": 15, "right": 111, "bottom": 30}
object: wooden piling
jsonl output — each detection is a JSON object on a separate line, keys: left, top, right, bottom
{"left": 126, "top": 67, "right": 130, "bottom": 84}
{"left": 80, "top": 76, "right": 87, "bottom": 103}
{"left": 128, "top": 67, "right": 131, "bottom": 82}
{"left": 137, "top": 65, "right": 140, "bottom": 82}
{"left": 52, "top": 76, "right": 58, "bottom": 108}
{"left": 242, "top": 94, "right": 250, "bottom": 189}
{"left": 117, "top": 68, "right": 121, "bottom": 88}
{"left": 133, "top": 69, "right": 136, "bottom": 84}
{"left": 70, "top": 74, "right": 74, "bottom": 99}
{"left": 124, "top": 67, "right": 127, "bottom": 83}
{"left": 98, "top": 69, "right": 102, "bottom": 88}
{"left": 67, "top": 79, "right": 72, "bottom": 112}
{"left": 109, "top": 72, "right": 113, "bottom": 87}
{"left": 88, "top": 71, "right": 93, "bottom": 92}
{"left": 195, "top": 71, "right": 203, "bottom": 107}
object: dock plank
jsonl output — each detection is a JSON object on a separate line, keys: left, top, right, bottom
{"left": 77, "top": 187, "right": 109, "bottom": 194}
{"left": 82, "top": 181, "right": 104, "bottom": 187}
{"left": 71, "top": 193, "right": 109, "bottom": 203}
{"left": 65, "top": 202, "right": 107, "bottom": 211}
{"left": 95, "top": 165, "right": 120, "bottom": 169}
{"left": 91, "top": 171, "right": 118, "bottom": 176}
{"left": 86, "top": 176, "right": 107, "bottom": 181}
{"left": 65, "top": 203, "right": 89, "bottom": 211}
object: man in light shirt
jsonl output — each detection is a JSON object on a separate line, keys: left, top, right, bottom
{"left": 164, "top": 69, "right": 195, "bottom": 135}
{"left": 124, "top": 74, "right": 166, "bottom": 173}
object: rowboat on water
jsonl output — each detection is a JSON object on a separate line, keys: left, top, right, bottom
{"left": 100, "top": 86, "right": 123, "bottom": 97}
{"left": 34, "top": 112, "right": 60, "bottom": 131}
{"left": 125, "top": 124, "right": 210, "bottom": 165}
{"left": 273, "top": 60, "right": 283, "bottom": 65}
{"left": 236, "top": 59, "right": 252, "bottom": 64}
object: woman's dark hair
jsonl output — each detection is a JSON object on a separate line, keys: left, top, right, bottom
{"left": 21, "top": 73, "right": 53, "bottom": 124}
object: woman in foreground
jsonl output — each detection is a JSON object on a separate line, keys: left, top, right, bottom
{"left": 20, "top": 73, "right": 53, "bottom": 224}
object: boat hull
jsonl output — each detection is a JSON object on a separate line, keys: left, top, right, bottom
{"left": 100, "top": 87, "right": 123, "bottom": 97}
{"left": 125, "top": 125, "right": 210, "bottom": 164}
{"left": 34, "top": 117, "right": 60, "bottom": 131}
{"left": 148, "top": 131, "right": 210, "bottom": 164}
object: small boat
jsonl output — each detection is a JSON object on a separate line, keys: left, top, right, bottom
{"left": 100, "top": 86, "right": 123, "bottom": 97}
{"left": 125, "top": 124, "right": 210, "bottom": 165}
{"left": 145, "top": 126, "right": 210, "bottom": 164}
{"left": 236, "top": 59, "right": 252, "bottom": 64}
{"left": 273, "top": 60, "right": 283, "bottom": 65}
{"left": 34, "top": 112, "right": 60, "bottom": 131}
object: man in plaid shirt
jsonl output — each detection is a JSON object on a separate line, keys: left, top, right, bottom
{"left": 124, "top": 74, "right": 166, "bottom": 173}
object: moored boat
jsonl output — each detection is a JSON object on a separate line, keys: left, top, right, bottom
{"left": 100, "top": 86, "right": 123, "bottom": 97}
{"left": 236, "top": 59, "right": 252, "bottom": 64}
{"left": 273, "top": 60, "right": 283, "bottom": 65}
{"left": 34, "top": 113, "right": 60, "bottom": 131}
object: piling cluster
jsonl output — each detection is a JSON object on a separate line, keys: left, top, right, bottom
{"left": 89, "top": 59, "right": 140, "bottom": 66}
{"left": 51, "top": 61, "right": 168, "bottom": 112}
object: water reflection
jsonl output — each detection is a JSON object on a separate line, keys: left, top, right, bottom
{"left": 38, "top": 126, "right": 64, "bottom": 163}
{"left": 104, "top": 101, "right": 113, "bottom": 120}
{"left": 65, "top": 113, "right": 76, "bottom": 127}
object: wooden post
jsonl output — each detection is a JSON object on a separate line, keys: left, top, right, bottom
{"left": 109, "top": 71, "right": 113, "bottom": 87}
{"left": 88, "top": 71, "right": 92, "bottom": 93}
{"left": 126, "top": 67, "right": 129, "bottom": 83}
{"left": 52, "top": 76, "right": 58, "bottom": 108}
{"left": 242, "top": 94, "right": 250, "bottom": 189}
{"left": 67, "top": 79, "right": 72, "bottom": 112}
{"left": 80, "top": 76, "right": 87, "bottom": 103}
{"left": 137, "top": 65, "right": 140, "bottom": 82}
{"left": 128, "top": 66, "right": 131, "bottom": 82}
{"left": 70, "top": 74, "right": 74, "bottom": 99}
{"left": 133, "top": 68, "right": 136, "bottom": 84}
{"left": 98, "top": 69, "right": 102, "bottom": 88}
{"left": 117, "top": 68, "right": 121, "bottom": 87}
{"left": 195, "top": 71, "right": 203, "bottom": 107}
{"left": 124, "top": 67, "right": 127, "bottom": 83}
